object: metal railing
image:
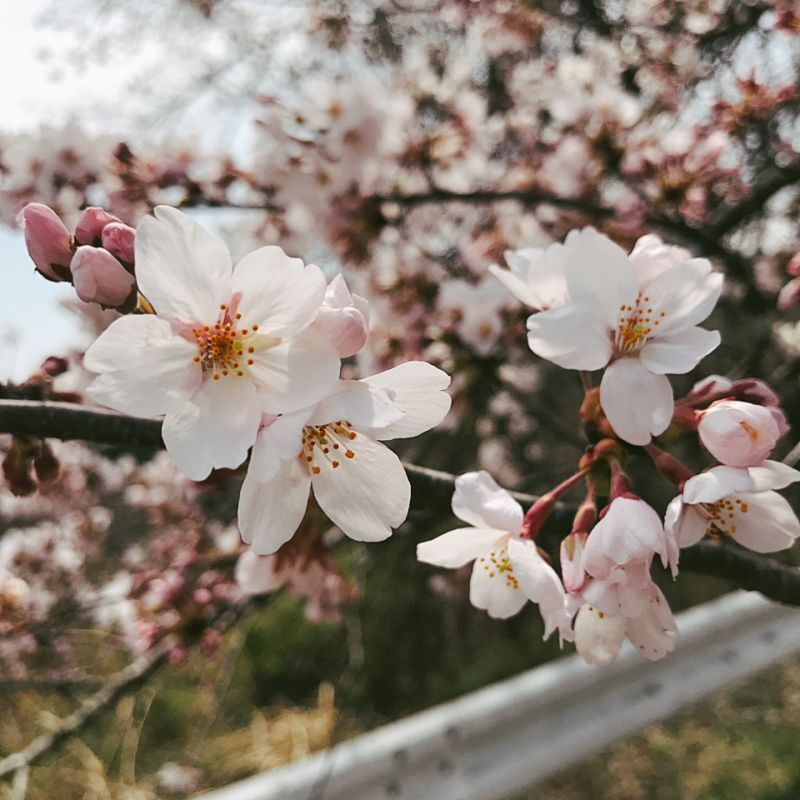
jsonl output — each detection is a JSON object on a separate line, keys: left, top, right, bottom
{"left": 197, "top": 591, "right": 800, "bottom": 800}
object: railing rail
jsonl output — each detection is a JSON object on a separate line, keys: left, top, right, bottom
{"left": 197, "top": 592, "right": 800, "bottom": 800}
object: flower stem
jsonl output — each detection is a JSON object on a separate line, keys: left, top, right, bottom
{"left": 643, "top": 442, "right": 695, "bottom": 489}
{"left": 521, "top": 466, "right": 589, "bottom": 539}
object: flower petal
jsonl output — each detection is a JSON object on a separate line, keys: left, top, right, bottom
{"left": 682, "top": 466, "right": 753, "bottom": 505}
{"left": 746, "top": 460, "right": 800, "bottom": 492}
{"left": 238, "top": 457, "right": 311, "bottom": 554}
{"left": 417, "top": 528, "right": 507, "bottom": 568}
{"left": 527, "top": 301, "right": 612, "bottom": 370}
{"left": 451, "top": 471, "right": 523, "bottom": 532}
{"left": 308, "top": 380, "right": 404, "bottom": 431}
{"left": 666, "top": 499, "right": 708, "bottom": 549}
{"left": 247, "top": 411, "right": 310, "bottom": 484}
{"left": 162, "top": 377, "right": 262, "bottom": 480}
{"left": 249, "top": 327, "right": 341, "bottom": 414}
{"left": 311, "top": 434, "right": 410, "bottom": 542}
{"left": 84, "top": 316, "right": 201, "bottom": 417}
{"left": 639, "top": 259, "right": 722, "bottom": 335}
{"left": 563, "top": 228, "right": 637, "bottom": 328}
{"left": 135, "top": 206, "right": 232, "bottom": 323}
{"left": 235, "top": 550, "right": 287, "bottom": 595}
{"left": 507, "top": 538, "right": 574, "bottom": 642}
{"left": 231, "top": 246, "right": 327, "bottom": 337}
{"left": 361, "top": 361, "right": 451, "bottom": 439}
{"left": 600, "top": 359, "right": 673, "bottom": 445}
{"left": 639, "top": 327, "right": 721, "bottom": 375}
{"left": 626, "top": 587, "right": 678, "bottom": 661}
{"left": 728, "top": 491, "right": 800, "bottom": 553}
{"left": 469, "top": 547, "right": 528, "bottom": 619}
{"left": 574, "top": 604, "right": 627, "bottom": 667}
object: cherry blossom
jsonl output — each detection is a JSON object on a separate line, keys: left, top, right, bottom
{"left": 665, "top": 461, "right": 800, "bottom": 553}
{"left": 525, "top": 227, "right": 723, "bottom": 445}
{"left": 417, "top": 471, "right": 574, "bottom": 639}
{"left": 84, "top": 206, "right": 341, "bottom": 480}
{"left": 698, "top": 400, "right": 782, "bottom": 468}
{"left": 574, "top": 587, "right": 677, "bottom": 667}
{"left": 488, "top": 239, "right": 570, "bottom": 310}
{"left": 238, "top": 361, "right": 451, "bottom": 553}
{"left": 312, "top": 274, "right": 370, "bottom": 358}
{"left": 579, "top": 497, "right": 678, "bottom": 616}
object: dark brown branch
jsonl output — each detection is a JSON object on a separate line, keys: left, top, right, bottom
{"left": 3, "top": 398, "right": 800, "bottom": 608}
{"left": 0, "top": 637, "right": 173, "bottom": 778}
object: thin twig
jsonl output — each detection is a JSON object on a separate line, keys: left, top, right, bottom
{"left": 0, "top": 637, "right": 174, "bottom": 779}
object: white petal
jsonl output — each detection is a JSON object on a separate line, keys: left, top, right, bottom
{"left": 249, "top": 327, "right": 341, "bottom": 414}
{"left": 629, "top": 235, "right": 691, "bottom": 287}
{"left": 729, "top": 491, "right": 800, "bottom": 553}
{"left": 308, "top": 380, "right": 404, "bottom": 431}
{"left": 311, "top": 434, "right": 410, "bottom": 542}
{"left": 162, "top": 377, "right": 262, "bottom": 480}
{"left": 84, "top": 316, "right": 202, "bottom": 417}
{"left": 238, "top": 457, "right": 311, "bottom": 554}
{"left": 231, "top": 246, "right": 327, "bottom": 336}
{"left": 563, "top": 228, "right": 637, "bottom": 328}
{"left": 235, "top": 550, "right": 287, "bottom": 595}
{"left": 626, "top": 587, "right": 678, "bottom": 661}
{"left": 247, "top": 411, "right": 310, "bottom": 484}
{"left": 667, "top": 499, "right": 708, "bottom": 548}
{"left": 135, "top": 206, "right": 232, "bottom": 323}
{"left": 361, "top": 361, "right": 451, "bottom": 439}
{"left": 527, "top": 301, "right": 612, "bottom": 370}
{"left": 639, "top": 327, "right": 721, "bottom": 375}
{"left": 451, "top": 471, "right": 523, "bottom": 532}
{"left": 682, "top": 466, "right": 753, "bottom": 505}
{"left": 747, "top": 460, "right": 800, "bottom": 492}
{"left": 600, "top": 359, "right": 673, "bottom": 445}
{"left": 574, "top": 604, "right": 626, "bottom": 667}
{"left": 639, "top": 260, "right": 722, "bottom": 335}
{"left": 417, "top": 528, "right": 507, "bottom": 568}
{"left": 489, "top": 262, "right": 542, "bottom": 308}
{"left": 507, "top": 538, "right": 574, "bottom": 642}
{"left": 469, "top": 548, "right": 527, "bottom": 619}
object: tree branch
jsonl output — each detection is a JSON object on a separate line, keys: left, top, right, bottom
{"left": 0, "top": 636, "right": 173, "bottom": 779}
{"left": 2, "top": 398, "right": 800, "bottom": 609}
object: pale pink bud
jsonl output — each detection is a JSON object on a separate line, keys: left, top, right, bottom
{"left": 698, "top": 400, "right": 780, "bottom": 467}
{"left": 101, "top": 221, "right": 136, "bottom": 264}
{"left": 74, "top": 206, "right": 120, "bottom": 245}
{"left": 560, "top": 532, "right": 588, "bottom": 593}
{"left": 70, "top": 246, "right": 136, "bottom": 308}
{"left": 778, "top": 277, "right": 800, "bottom": 310}
{"left": 313, "top": 274, "right": 370, "bottom": 357}
{"left": 787, "top": 253, "right": 800, "bottom": 277}
{"left": 18, "top": 203, "right": 73, "bottom": 282}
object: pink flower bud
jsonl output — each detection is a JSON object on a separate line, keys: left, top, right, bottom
{"left": 70, "top": 246, "right": 136, "bottom": 308}
{"left": 787, "top": 253, "right": 800, "bottom": 277}
{"left": 698, "top": 400, "right": 780, "bottom": 467}
{"left": 313, "top": 274, "right": 370, "bottom": 357}
{"left": 18, "top": 203, "right": 73, "bottom": 282}
{"left": 74, "top": 206, "right": 121, "bottom": 245}
{"left": 778, "top": 277, "right": 800, "bottom": 310}
{"left": 101, "top": 222, "right": 136, "bottom": 265}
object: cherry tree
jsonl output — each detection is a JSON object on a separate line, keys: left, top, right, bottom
{"left": 1, "top": 0, "right": 800, "bottom": 792}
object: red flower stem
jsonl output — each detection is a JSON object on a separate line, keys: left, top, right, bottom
{"left": 643, "top": 442, "right": 695, "bottom": 489}
{"left": 521, "top": 466, "right": 590, "bottom": 540}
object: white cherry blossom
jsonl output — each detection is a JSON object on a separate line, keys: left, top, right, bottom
{"left": 489, "top": 239, "right": 570, "bottom": 310}
{"left": 84, "top": 207, "right": 341, "bottom": 480}
{"left": 580, "top": 497, "right": 678, "bottom": 617}
{"left": 574, "top": 587, "right": 677, "bottom": 667}
{"left": 665, "top": 461, "right": 800, "bottom": 553}
{"left": 524, "top": 227, "right": 723, "bottom": 445}
{"left": 417, "top": 471, "right": 574, "bottom": 640}
{"left": 238, "top": 362, "right": 451, "bottom": 554}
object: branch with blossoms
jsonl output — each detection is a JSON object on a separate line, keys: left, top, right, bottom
{"left": 7, "top": 201, "right": 800, "bottom": 675}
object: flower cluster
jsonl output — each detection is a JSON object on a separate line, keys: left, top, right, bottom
{"left": 419, "top": 227, "right": 800, "bottom": 667}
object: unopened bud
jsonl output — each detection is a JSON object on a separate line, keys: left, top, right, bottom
{"left": 18, "top": 203, "right": 73, "bottom": 282}
{"left": 560, "top": 531, "right": 588, "bottom": 594}
{"left": 778, "top": 277, "right": 800, "bottom": 310}
{"left": 71, "top": 246, "right": 136, "bottom": 308}
{"left": 313, "top": 274, "right": 370, "bottom": 358}
{"left": 41, "top": 356, "right": 69, "bottom": 377}
{"left": 698, "top": 400, "right": 780, "bottom": 467}
{"left": 787, "top": 253, "right": 800, "bottom": 277}
{"left": 101, "top": 222, "right": 136, "bottom": 265}
{"left": 74, "top": 206, "right": 120, "bottom": 246}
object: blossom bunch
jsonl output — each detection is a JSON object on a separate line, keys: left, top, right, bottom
{"left": 419, "top": 227, "right": 800, "bottom": 667}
